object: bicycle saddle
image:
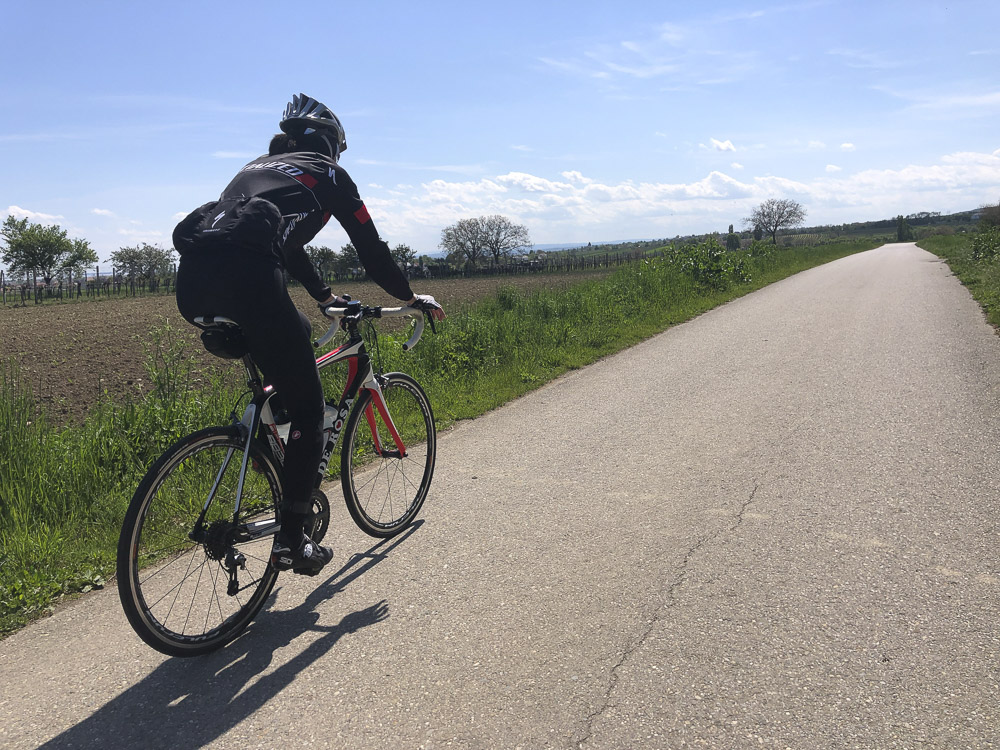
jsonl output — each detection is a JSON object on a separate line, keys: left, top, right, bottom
{"left": 193, "top": 316, "right": 248, "bottom": 360}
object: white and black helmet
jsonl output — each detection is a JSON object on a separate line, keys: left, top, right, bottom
{"left": 280, "top": 93, "right": 347, "bottom": 160}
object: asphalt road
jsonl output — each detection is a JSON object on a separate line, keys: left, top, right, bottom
{"left": 1, "top": 243, "right": 997, "bottom": 749}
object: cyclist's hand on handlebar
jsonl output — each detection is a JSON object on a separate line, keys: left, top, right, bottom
{"left": 318, "top": 294, "right": 351, "bottom": 312}
{"left": 408, "top": 293, "right": 445, "bottom": 322}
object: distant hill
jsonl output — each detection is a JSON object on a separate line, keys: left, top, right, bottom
{"left": 422, "top": 206, "right": 987, "bottom": 260}
{"left": 532, "top": 239, "right": 654, "bottom": 253}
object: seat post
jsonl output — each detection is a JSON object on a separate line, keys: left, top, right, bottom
{"left": 241, "top": 354, "right": 267, "bottom": 397}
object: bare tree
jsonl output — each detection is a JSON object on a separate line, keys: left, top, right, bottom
{"left": 744, "top": 199, "right": 807, "bottom": 244}
{"left": 481, "top": 215, "right": 531, "bottom": 265}
{"left": 440, "top": 215, "right": 531, "bottom": 268}
{"left": 440, "top": 218, "right": 487, "bottom": 268}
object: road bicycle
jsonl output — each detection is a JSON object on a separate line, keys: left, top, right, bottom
{"left": 116, "top": 299, "right": 436, "bottom": 657}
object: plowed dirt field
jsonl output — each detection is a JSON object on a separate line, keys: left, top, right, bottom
{"left": 0, "top": 272, "right": 609, "bottom": 423}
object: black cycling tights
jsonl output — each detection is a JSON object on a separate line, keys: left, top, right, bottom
{"left": 176, "top": 250, "right": 324, "bottom": 535}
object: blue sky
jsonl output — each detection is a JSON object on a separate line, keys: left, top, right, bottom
{"left": 2, "top": 0, "right": 998, "bottom": 265}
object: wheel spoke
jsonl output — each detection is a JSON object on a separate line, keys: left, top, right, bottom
{"left": 343, "top": 374, "right": 435, "bottom": 537}
{"left": 118, "top": 429, "right": 280, "bottom": 656}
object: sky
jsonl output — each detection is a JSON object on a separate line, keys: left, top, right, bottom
{"left": 1, "top": 0, "right": 999, "bottom": 266}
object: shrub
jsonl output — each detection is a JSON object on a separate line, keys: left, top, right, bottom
{"left": 668, "top": 238, "right": 752, "bottom": 290}
{"left": 972, "top": 227, "right": 1000, "bottom": 262}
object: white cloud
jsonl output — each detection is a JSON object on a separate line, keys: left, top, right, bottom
{"left": 731, "top": 162, "right": 744, "bottom": 170}
{"left": 841, "top": 143, "right": 856, "bottom": 152}
{"left": 511, "top": 145, "right": 533, "bottom": 152}
{"left": 710, "top": 138, "right": 736, "bottom": 152}
{"left": 338, "top": 149, "right": 1000, "bottom": 248}
{"left": 826, "top": 164, "right": 842, "bottom": 172}
{"left": 808, "top": 141, "right": 826, "bottom": 150}
{"left": 5, "top": 205, "right": 63, "bottom": 222}
{"left": 657, "top": 23, "right": 686, "bottom": 45}
{"left": 561, "top": 171, "right": 595, "bottom": 185}
{"left": 92, "top": 208, "right": 116, "bottom": 217}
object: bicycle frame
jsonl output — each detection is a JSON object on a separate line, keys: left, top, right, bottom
{"left": 189, "top": 307, "right": 419, "bottom": 548}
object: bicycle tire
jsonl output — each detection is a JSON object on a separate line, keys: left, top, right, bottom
{"left": 341, "top": 372, "right": 436, "bottom": 538}
{"left": 117, "top": 426, "right": 281, "bottom": 657}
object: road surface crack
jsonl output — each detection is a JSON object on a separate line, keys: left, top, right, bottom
{"left": 578, "top": 482, "right": 760, "bottom": 748}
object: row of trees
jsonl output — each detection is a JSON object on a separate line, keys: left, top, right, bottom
{"left": 306, "top": 242, "right": 424, "bottom": 278}
{"left": 3, "top": 198, "right": 813, "bottom": 288}
{"left": 1, "top": 216, "right": 99, "bottom": 285}
{"left": 1, "top": 216, "right": 175, "bottom": 287}
{"left": 305, "top": 215, "right": 534, "bottom": 276}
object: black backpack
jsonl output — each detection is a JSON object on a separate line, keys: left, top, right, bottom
{"left": 172, "top": 196, "right": 283, "bottom": 256}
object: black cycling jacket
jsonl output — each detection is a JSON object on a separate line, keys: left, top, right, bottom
{"left": 219, "top": 151, "right": 414, "bottom": 302}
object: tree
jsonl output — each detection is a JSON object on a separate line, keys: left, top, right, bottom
{"left": 0, "top": 216, "right": 95, "bottom": 284}
{"left": 725, "top": 224, "right": 740, "bottom": 252}
{"left": 391, "top": 243, "right": 418, "bottom": 268}
{"left": 480, "top": 214, "right": 531, "bottom": 265}
{"left": 64, "top": 238, "right": 99, "bottom": 276}
{"left": 306, "top": 245, "right": 339, "bottom": 277}
{"left": 110, "top": 243, "right": 175, "bottom": 281}
{"left": 336, "top": 243, "right": 361, "bottom": 275}
{"left": 896, "top": 215, "right": 914, "bottom": 242}
{"left": 744, "top": 199, "right": 807, "bottom": 244}
{"left": 439, "top": 215, "right": 531, "bottom": 268}
{"left": 980, "top": 199, "right": 1000, "bottom": 229}
{"left": 440, "top": 217, "right": 488, "bottom": 268}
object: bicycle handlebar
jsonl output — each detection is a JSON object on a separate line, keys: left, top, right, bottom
{"left": 315, "top": 304, "right": 425, "bottom": 351}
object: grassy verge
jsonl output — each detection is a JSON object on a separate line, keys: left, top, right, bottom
{"left": 0, "top": 237, "right": 880, "bottom": 635}
{"left": 918, "top": 233, "right": 1000, "bottom": 329}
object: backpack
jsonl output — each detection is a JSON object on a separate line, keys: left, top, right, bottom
{"left": 172, "top": 196, "right": 283, "bottom": 256}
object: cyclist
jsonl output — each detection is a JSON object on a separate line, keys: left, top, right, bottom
{"left": 173, "top": 93, "right": 445, "bottom": 576}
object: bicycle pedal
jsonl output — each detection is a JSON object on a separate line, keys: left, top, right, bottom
{"left": 292, "top": 567, "right": 322, "bottom": 577}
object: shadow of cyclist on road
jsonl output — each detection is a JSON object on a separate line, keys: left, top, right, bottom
{"left": 39, "top": 523, "right": 421, "bottom": 750}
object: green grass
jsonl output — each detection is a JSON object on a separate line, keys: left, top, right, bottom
{"left": 0, "top": 237, "right": 880, "bottom": 635}
{"left": 918, "top": 233, "right": 1000, "bottom": 328}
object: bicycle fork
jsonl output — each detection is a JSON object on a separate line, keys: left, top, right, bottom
{"left": 362, "top": 376, "right": 407, "bottom": 459}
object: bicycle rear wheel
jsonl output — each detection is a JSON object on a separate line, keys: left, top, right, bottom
{"left": 341, "top": 372, "right": 436, "bottom": 537}
{"left": 117, "top": 426, "right": 281, "bottom": 657}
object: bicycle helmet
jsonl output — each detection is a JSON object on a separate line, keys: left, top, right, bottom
{"left": 279, "top": 93, "right": 347, "bottom": 161}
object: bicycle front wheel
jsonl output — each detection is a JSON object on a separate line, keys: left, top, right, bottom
{"left": 117, "top": 426, "right": 281, "bottom": 657}
{"left": 341, "top": 372, "right": 436, "bottom": 537}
